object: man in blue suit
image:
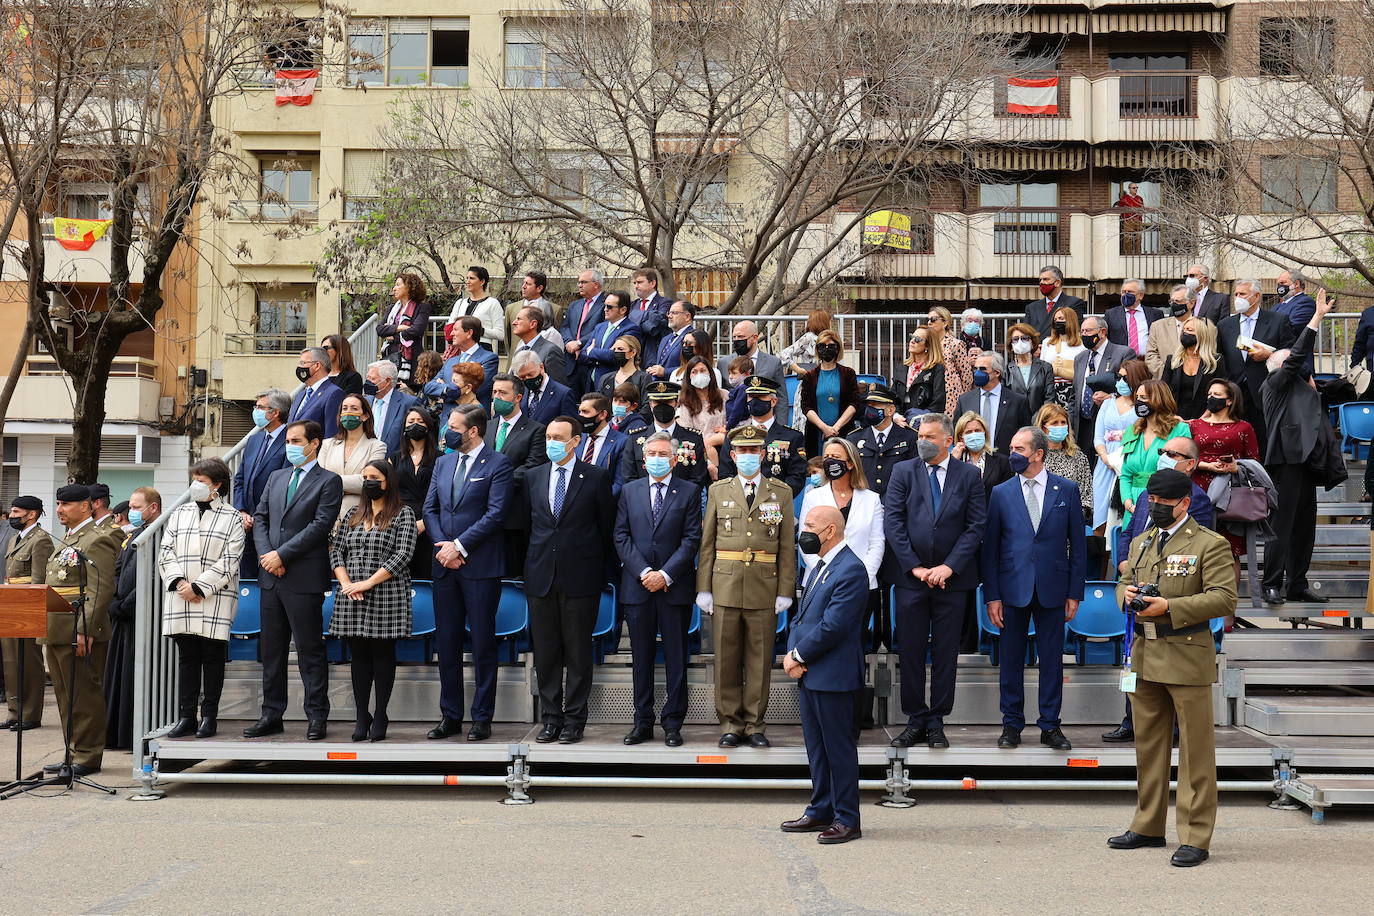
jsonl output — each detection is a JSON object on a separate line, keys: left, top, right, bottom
{"left": 983, "top": 426, "right": 1086, "bottom": 751}
{"left": 780, "top": 506, "right": 869, "bottom": 845}
{"left": 576, "top": 393, "right": 628, "bottom": 497}
{"left": 288, "top": 347, "right": 346, "bottom": 438}
{"left": 561, "top": 270, "right": 606, "bottom": 393}
{"left": 628, "top": 267, "right": 674, "bottom": 367}
{"left": 614, "top": 431, "right": 702, "bottom": 747}
{"left": 233, "top": 387, "right": 291, "bottom": 579}
{"left": 422, "top": 404, "right": 514, "bottom": 742}
{"left": 364, "top": 360, "right": 417, "bottom": 455}
{"left": 577, "top": 291, "right": 643, "bottom": 392}
{"left": 513, "top": 349, "right": 579, "bottom": 427}
{"left": 440, "top": 315, "right": 499, "bottom": 408}
{"left": 647, "top": 299, "right": 696, "bottom": 380}
{"left": 1272, "top": 268, "right": 1317, "bottom": 329}
{"left": 883, "top": 413, "right": 987, "bottom": 749}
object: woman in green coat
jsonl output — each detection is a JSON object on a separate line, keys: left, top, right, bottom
{"left": 1118, "top": 378, "right": 1192, "bottom": 530}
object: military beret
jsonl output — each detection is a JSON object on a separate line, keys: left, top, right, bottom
{"left": 1146, "top": 468, "right": 1192, "bottom": 500}
{"left": 863, "top": 383, "right": 897, "bottom": 404}
{"left": 55, "top": 484, "right": 92, "bottom": 502}
{"left": 727, "top": 425, "right": 768, "bottom": 447}
{"left": 10, "top": 495, "right": 42, "bottom": 512}
{"left": 88, "top": 483, "right": 110, "bottom": 502}
{"left": 744, "top": 375, "right": 780, "bottom": 395}
{"left": 645, "top": 380, "right": 681, "bottom": 401}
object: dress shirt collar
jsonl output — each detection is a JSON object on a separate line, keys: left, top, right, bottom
{"left": 1021, "top": 466, "right": 1049, "bottom": 491}
{"left": 20, "top": 522, "right": 39, "bottom": 538}
{"left": 66, "top": 516, "right": 94, "bottom": 535}
{"left": 457, "top": 440, "right": 486, "bottom": 462}
{"left": 816, "top": 540, "right": 847, "bottom": 567}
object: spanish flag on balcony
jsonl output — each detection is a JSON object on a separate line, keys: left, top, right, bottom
{"left": 52, "top": 218, "right": 112, "bottom": 251}
{"left": 274, "top": 69, "right": 318, "bottom": 106}
{"left": 1006, "top": 76, "right": 1059, "bottom": 115}
{"left": 862, "top": 210, "right": 912, "bottom": 251}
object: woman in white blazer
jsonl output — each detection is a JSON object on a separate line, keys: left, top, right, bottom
{"left": 799, "top": 437, "right": 886, "bottom": 590}
{"left": 318, "top": 393, "right": 389, "bottom": 525}
{"left": 157, "top": 458, "right": 245, "bottom": 739}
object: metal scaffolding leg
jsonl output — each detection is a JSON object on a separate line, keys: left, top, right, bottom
{"left": 1268, "top": 749, "right": 1303, "bottom": 812}
{"left": 503, "top": 746, "right": 533, "bottom": 805}
{"left": 127, "top": 761, "right": 166, "bottom": 802}
{"left": 878, "top": 747, "right": 916, "bottom": 808}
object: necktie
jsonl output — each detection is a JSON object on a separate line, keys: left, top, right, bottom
{"left": 528, "top": 384, "right": 541, "bottom": 410}
{"left": 745, "top": 481, "right": 756, "bottom": 508}
{"left": 1156, "top": 528, "right": 1171, "bottom": 556}
{"left": 247, "top": 431, "right": 267, "bottom": 480}
{"left": 1127, "top": 311, "right": 1141, "bottom": 353}
{"left": 553, "top": 466, "right": 568, "bottom": 517}
{"left": 641, "top": 298, "right": 650, "bottom": 313}
{"left": 296, "top": 386, "right": 313, "bottom": 418}
{"left": 1081, "top": 351, "right": 1099, "bottom": 417}
{"left": 583, "top": 433, "right": 597, "bottom": 463}
{"left": 652, "top": 481, "right": 665, "bottom": 525}
{"left": 804, "top": 559, "right": 825, "bottom": 597}
{"left": 1046, "top": 298, "right": 1054, "bottom": 315}
{"left": 876, "top": 430, "right": 886, "bottom": 450}
{"left": 983, "top": 390, "right": 995, "bottom": 442}
{"left": 575, "top": 299, "right": 593, "bottom": 339}
{"left": 374, "top": 397, "right": 387, "bottom": 434}
{"left": 451, "top": 453, "right": 470, "bottom": 503}
{"left": 496, "top": 420, "right": 510, "bottom": 450}
{"left": 286, "top": 467, "right": 303, "bottom": 504}
{"left": 1025, "top": 479, "right": 1041, "bottom": 530}
{"left": 929, "top": 464, "right": 942, "bottom": 515}
{"left": 601, "top": 322, "right": 615, "bottom": 347}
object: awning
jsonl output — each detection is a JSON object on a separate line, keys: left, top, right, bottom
{"left": 1092, "top": 11, "right": 1227, "bottom": 32}
{"left": 978, "top": 12, "right": 1089, "bottom": 34}
{"left": 656, "top": 135, "right": 739, "bottom": 155}
{"left": 842, "top": 283, "right": 965, "bottom": 301}
{"left": 972, "top": 146, "right": 1087, "bottom": 171}
{"left": 1093, "top": 145, "right": 1222, "bottom": 170}
{"left": 969, "top": 282, "right": 1090, "bottom": 300}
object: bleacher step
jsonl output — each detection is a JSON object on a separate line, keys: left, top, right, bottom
{"left": 1223, "top": 629, "right": 1374, "bottom": 662}
{"left": 1244, "top": 695, "right": 1374, "bottom": 737}
{"left": 1228, "top": 660, "right": 1374, "bottom": 686}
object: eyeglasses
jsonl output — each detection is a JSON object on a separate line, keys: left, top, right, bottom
{"left": 1162, "top": 449, "right": 1191, "bottom": 460}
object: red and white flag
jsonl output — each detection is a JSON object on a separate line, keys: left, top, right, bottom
{"left": 274, "top": 69, "right": 318, "bottom": 106}
{"left": 1006, "top": 76, "right": 1059, "bottom": 115}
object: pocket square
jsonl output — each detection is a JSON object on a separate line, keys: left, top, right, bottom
{"left": 470, "top": 476, "right": 486, "bottom": 482}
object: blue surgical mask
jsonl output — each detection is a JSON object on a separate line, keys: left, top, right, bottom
{"left": 546, "top": 440, "right": 570, "bottom": 464}
{"left": 612, "top": 404, "right": 628, "bottom": 418}
{"left": 963, "top": 322, "right": 981, "bottom": 337}
{"left": 808, "top": 472, "right": 824, "bottom": 489}
{"left": 972, "top": 369, "right": 991, "bottom": 388}
{"left": 645, "top": 456, "right": 672, "bottom": 478}
{"left": 285, "top": 443, "right": 308, "bottom": 467}
{"left": 1115, "top": 379, "right": 1131, "bottom": 397}
{"left": 127, "top": 509, "right": 143, "bottom": 528}
{"left": 1156, "top": 452, "right": 1178, "bottom": 472}
{"left": 734, "top": 453, "right": 762, "bottom": 477}
{"left": 963, "top": 432, "right": 986, "bottom": 452}
{"left": 252, "top": 408, "right": 269, "bottom": 428}
{"left": 1046, "top": 425, "right": 1069, "bottom": 443}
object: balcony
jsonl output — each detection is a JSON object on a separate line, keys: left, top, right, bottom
{"left": 13, "top": 356, "right": 161, "bottom": 422}
{"left": 1089, "top": 213, "right": 1194, "bottom": 281}
{"left": 221, "top": 206, "right": 323, "bottom": 267}
{"left": 1092, "top": 72, "right": 1219, "bottom": 142}
{"left": 0, "top": 220, "right": 149, "bottom": 285}
{"left": 966, "top": 75, "right": 1091, "bottom": 144}
{"left": 966, "top": 210, "right": 1092, "bottom": 281}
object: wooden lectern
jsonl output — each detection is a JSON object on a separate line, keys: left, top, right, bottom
{"left": 0, "top": 584, "right": 73, "bottom": 792}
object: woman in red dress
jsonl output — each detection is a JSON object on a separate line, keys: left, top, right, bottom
{"left": 1189, "top": 379, "right": 1259, "bottom": 559}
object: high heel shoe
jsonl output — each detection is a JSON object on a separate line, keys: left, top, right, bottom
{"left": 351, "top": 713, "right": 373, "bottom": 743}
{"left": 369, "top": 713, "right": 389, "bottom": 742}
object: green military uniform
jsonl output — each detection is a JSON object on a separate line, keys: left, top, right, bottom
{"left": 1116, "top": 517, "right": 1236, "bottom": 852}
{"left": 40, "top": 515, "right": 119, "bottom": 770}
{"left": 698, "top": 426, "right": 797, "bottom": 738}
{"left": 3, "top": 523, "right": 55, "bottom": 725}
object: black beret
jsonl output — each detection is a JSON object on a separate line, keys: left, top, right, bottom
{"left": 88, "top": 483, "right": 110, "bottom": 501}
{"left": 10, "top": 495, "right": 42, "bottom": 512}
{"left": 55, "top": 484, "right": 92, "bottom": 502}
{"left": 1146, "top": 469, "right": 1192, "bottom": 500}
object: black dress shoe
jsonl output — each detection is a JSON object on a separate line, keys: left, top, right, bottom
{"left": 466, "top": 722, "right": 491, "bottom": 742}
{"left": 890, "top": 726, "right": 927, "bottom": 748}
{"left": 1108, "top": 830, "right": 1166, "bottom": 849}
{"left": 664, "top": 728, "right": 683, "bottom": 747}
{"left": 558, "top": 724, "right": 585, "bottom": 744}
{"left": 195, "top": 718, "right": 217, "bottom": 739}
{"left": 352, "top": 714, "right": 373, "bottom": 742}
{"left": 427, "top": 717, "right": 462, "bottom": 740}
{"left": 1101, "top": 725, "right": 1134, "bottom": 743}
{"left": 623, "top": 725, "right": 653, "bottom": 745}
{"left": 242, "top": 717, "right": 284, "bottom": 738}
{"left": 927, "top": 728, "right": 949, "bottom": 749}
{"left": 70, "top": 764, "right": 99, "bottom": 777}
{"left": 1262, "top": 587, "right": 1286, "bottom": 606}
{"left": 370, "top": 714, "right": 389, "bottom": 742}
{"left": 0, "top": 718, "right": 16, "bottom": 730}
{"left": 305, "top": 719, "right": 328, "bottom": 741}
{"left": 997, "top": 726, "right": 1021, "bottom": 748}
{"left": 817, "top": 823, "right": 862, "bottom": 844}
{"left": 166, "top": 717, "right": 197, "bottom": 739}
{"left": 1040, "top": 728, "right": 1072, "bottom": 750}
{"left": 1288, "top": 587, "right": 1328, "bottom": 603}
{"left": 14, "top": 721, "right": 39, "bottom": 731}
{"left": 1171, "top": 845, "right": 1209, "bottom": 867}
{"left": 42, "top": 762, "right": 63, "bottom": 773}
{"left": 535, "top": 723, "right": 562, "bottom": 743}
{"left": 748, "top": 733, "right": 771, "bottom": 748}
{"left": 780, "top": 814, "right": 829, "bottom": 832}
{"left": 718, "top": 733, "right": 741, "bottom": 748}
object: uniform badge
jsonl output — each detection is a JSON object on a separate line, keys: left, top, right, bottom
{"left": 758, "top": 502, "right": 783, "bottom": 526}
{"left": 676, "top": 442, "right": 698, "bottom": 465}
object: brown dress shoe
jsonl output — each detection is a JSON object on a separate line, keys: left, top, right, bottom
{"left": 780, "top": 814, "right": 828, "bottom": 833}
{"left": 817, "top": 823, "right": 862, "bottom": 844}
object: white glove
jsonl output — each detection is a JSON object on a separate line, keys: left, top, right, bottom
{"left": 696, "top": 591, "right": 714, "bottom": 616}
{"left": 775, "top": 596, "right": 793, "bottom": 614}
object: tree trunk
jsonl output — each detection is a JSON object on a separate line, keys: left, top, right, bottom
{"left": 64, "top": 330, "right": 123, "bottom": 484}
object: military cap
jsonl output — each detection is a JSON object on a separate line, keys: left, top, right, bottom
{"left": 727, "top": 425, "right": 768, "bottom": 447}
{"left": 10, "top": 495, "right": 42, "bottom": 512}
{"left": 645, "top": 380, "right": 682, "bottom": 401}
{"left": 743, "top": 375, "right": 780, "bottom": 396}
{"left": 863, "top": 383, "right": 897, "bottom": 404}
{"left": 88, "top": 482, "right": 110, "bottom": 502}
{"left": 1146, "top": 468, "right": 1192, "bottom": 500}
{"left": 55, "top": 484, "right": 92, "bottom": 502}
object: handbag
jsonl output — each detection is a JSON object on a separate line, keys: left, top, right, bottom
{"left": 1218, "top": 467, "right": 1269, "bottom": 523}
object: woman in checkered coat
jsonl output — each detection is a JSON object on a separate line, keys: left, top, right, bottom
{"left": 157, "top": 458, "right": 246, "bottom": 740}
{"left": 329, "top": 459, "right": 417, "bottom": 742}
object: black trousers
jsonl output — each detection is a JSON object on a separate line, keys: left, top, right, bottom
{"left": 624, "top": 599, "right": 690, "bottom": 730}
{"left": 1263, "top": 462, "right": 1318, "bottom": 592}
{"left": 894, "top": 585, "right": 966, "bottom": 729}
{"left": 527, "top": 586, "right": 599, "bottom": 726}
{"left": 259, "top": 587, "right": 330, "bottom": 720}
{"left": 502, "top": 528, "right": 528, "bottom": 579}
{"left": 172, "top": 634, "right": 227, "bottom": 720}
{"left": 347, "top": 637, "right": 397, "bottom": 723}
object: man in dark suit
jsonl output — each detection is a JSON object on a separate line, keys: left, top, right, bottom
{"left": 577, "top": 291, "right": 643, "bottom": 392}
{"left": 440, "top": 316, "right": 499, "bottom": 408}
{"left": 485, "top": 373, "right": 547, "bottom": 577}
{"left": 233, "top": 387, "right": 291, "bottom": 579}
{"left": 618, "top": 381, "right": 711, "bottom": 489}
{"left": 512, "top": 348, "right": 579, "bottom": 427}
{"left": 511, "top": 304, "right": 568, "bottom": 385}
{"left": 884, "top": 413, "right": 987, "bottom": 749}
{"left": 717, "top": 321, "right": 790, "bottom": 426}
{"left": 1272, "top": 268, "right": 1317, "bottom": 329}
{"left": 1218, "top": 278, "right": 1297, "bottom": 457}
{"left": 1103, "top": 279, "right": 1162, "bottom": 352}
{"left": 847, "top": 384, "right": 917, "bottom": 496}
{"left": 1021, "top": 265, "right": 1087, "bottom": 339}
{"left": 1073, "top": 315, "right": 1136, "bottom": 447}
{"left": 424, "top": 404, "right": 514, "bottom": 741}
{"left": 647, "top": 299, "right": 696, "bottom": 380}
{"left": 613, "top": 431, "right": 703, "bottom": 747}
{"left": 982, "top": 426, "right": 1086, "bottom": 751}
{"left": 1185, "top": 264, "right": 1230, "bottom": 326}
{"left": 289, "top": 347, "right": 347, "bottom": 438}
{"left": 247, "top": 419, "right": 344, "bottom": 740}
{"left": 365, "top": 360, "right": 418, "bottom": 455}
{"left": 576, "top": 393, "right": 628, "bottom": 496}
{"left": 627, "top": 267, "right": 674, "bottom": 367}
{"left": 524, "top": 416, "right": 617, "bottom": 745}
{"left": 1260, "top": 292, "right": 1332, "bottom": 606}
{"left": 956, "top": 352, "right": 1032, "bottom": 454}
{"left": 779, "top": 505, "right": 869, "bottom": 845}
{"left": 716, "top": 376, "right": 807, "bottom": 495}
{"left": 561, "top": 270, "right": 606, "bottom": 394}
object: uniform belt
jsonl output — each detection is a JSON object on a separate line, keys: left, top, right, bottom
{"left": 1134, "top": 620, "right": 1209, "bottom": 639}
{"left": 715, "top": 549, "right": 777, "bottom": 565}
{"left": 8, "top": 576, "right": 32, "bottom": 584}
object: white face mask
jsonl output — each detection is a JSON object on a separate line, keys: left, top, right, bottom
{"left": 1011, "top": 339, "right": 1031, "bottom": 356}
{"left": 690, "top": 373, "right": 711, "bottom": 389}
{"left": 1185, "top": 277, "right": 1201, "bottom": 292}
{"left": 188, "top": 480, "right": 212, "bottom": 502}
{"left": 1233, "top": 296, "right": 1251, "bottom": 313}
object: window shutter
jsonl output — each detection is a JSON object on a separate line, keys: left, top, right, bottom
{"left": 432, "top": 17, "right": 470, "bottom": 31}
{"left": 344, "top": 150, "right": 386, "bottom": 197}
{"left": 390, "top": 18, "right": 427, "bottom": 34}
{"left": 505, "top": 25, "right": 542, "bottom": 44}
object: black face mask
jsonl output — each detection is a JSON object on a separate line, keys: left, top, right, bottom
{"left": 1052, "top": 321, "right": 1067, "bottom": 334}
{"left": 1180, "top": 333, "right": 1198, "bottom": 349}
{"left": 1170, "top": 303, "right": 1189, "bottom": 318}
{"left": 652, "top": 403, "right": 676, "bottom": 425}
{"left": 404, "top": 423, "right": 429, "bottom": 441}
{"left": 362, "top": 379, "right": 379, "bottom": 396}
{"left": 522, "top": 376, "right": 542, "bottom": 392}
{"left": 1149, "top": 501, "right": 1181, "bottom": 531}
{"left": 732, "top": 339, "right": 751, "bottom": 357}
{"left": 797, "top": 531, "right": 822, "bottom": 555}
{"left": 816, "top": 344, "right": 840, "bottom": 362}
{"left": 1080, "top": 333, "right": 1098, "bottom": 349}
{"left": 611, "top": 351, "right": 628, "bottom": 367}
{"left": 822, "top": 456, "right": 848, "bottom": 479}
{"left": 7, "top": 517, "right": 25, "bottom": 531}
{"left": 863, "top": 406, "right": 885, "bottom": 426}
{"left": 746, "top": 398, "right": 772, "bottom": 418}
{"left": 361, "top": 479, "right": 385, "bottom": 501}
{"left": 1276, "top": 283, "right": 1291, "bottom": 298}
{"left": 1205, "top": 395, "right": 1229, "bottom": 415}
{"left": 680, "top": 345, "right": 696, "bottom": 359}
{"left": 295, "top": 365, "right": 313, "bottom": 383}
{"left": 580, "top": 416, "right": 600, "bottom": 435}
{"left": 1134, "top": 400, "right": 1153, "bottom": 419}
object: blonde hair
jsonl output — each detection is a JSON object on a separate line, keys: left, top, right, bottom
{"left": 1049, "top": 306, "right": 1082, "bottom": 348}
{"left": 822, "top": 437, "right": 870, "bottom": 490}
{"left": 816, "top": 329, "right": 845, "bottom": 362}
{"left": 954, "top": 410, "right": 995, "bottom": 453}
{"left": 1034, "top": 402, "right": 1080, "bottom": 457}
{"left": 1172, "top": 316, "right": 1219, "bottom": 373}
{"left": 613, "top": 334, "right": 642, "bottom": 368}
{"left": 904, "top": 326, "right": 945, "bottom": 368}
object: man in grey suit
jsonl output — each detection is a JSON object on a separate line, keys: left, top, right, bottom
{"left": 505, "top": 270, "right": 563, "bottom": 355}
{"left": 955, "top": 352, "right": 1031, "bottom": 453}
{"left": 511, "top": 305, "right": 568, "bottom": 384}
{"left": 1072, "top": 316, "right": 1135, "bottom": 447}
{"left": 1185, "top": 264, "right": 1229, "bottom": 326}
{"left": 717, "top": 320, "right": 789, "bottom": 426}
{"left": 246, "top": 419, "right": 344, "bottom": 741}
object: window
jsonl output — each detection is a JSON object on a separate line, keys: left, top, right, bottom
{"left": 64, "top": 194, "right": 108, "bottom": 219}
{"left": 241, "top": 156, "right": 318, "bottom": 220}
{"left": 343, "top": 150, "right": 388, "bottom": 219}
{"left": 254, "top": 287, "right": 311, "bottom": 353}
{"left": 1109, "top": 52, "right": 1190, "bottom": 117}
{"left": 347, "top": 18, "right": 470, "bottom": 87}
{"left": 980, "top": 182, "right": 1059, "bottom": 254}
{"left": 1261, "top": 156, "right": 1337, "bottom": 213}
{"left": 1260, "top": 18, "right": 1334, "bottom": 76}
{"left": 504, "top": 25, "right": 578, "bottom": 88}
{"left": 540, "top": 152, "right": 617, "bottom": 216}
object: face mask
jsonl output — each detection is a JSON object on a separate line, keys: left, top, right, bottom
{"left": 1011, "top": 339, "right": 1031, "bottom": 356}
{"left": 1007, "top": 451, "right": 1030, "bottom": 475}
{"left": 1121, "top": 292, "right": 1136, "bottom": 309}
{"left": 612, "top": 404, "right": 628, "bottom": 418}
{"left": 1052, "top": 320, "right": 1067, "bottom": 335}
{"left": 963, "top": 432, "right": 986, "bottom": 453}
{"left": 963, "top": 322, "right": 981, "bottom": 337}
{"left": 579, "top": 416, "right": 599, "bottom": 435}
{"left": 8, "top": 516, "right": 26, "bottom": 531}
{"left": 816, "top": 344, "right": 840, "bottom": 362}
{"left": 362, "top": 379, "right": 379, "bottom": 397}
{"left": 1115, "top": 379, "right": 1132, "bottom": 397}
{"left": 1180, "top": 332, "right": 1198, "bottom": 349}
{"left": 1134, "top": 400, "right": 1153, "bottom": 419}
{"left": 972, "top": 369, "right": 991, "bottom": 388}
{"left": 188, "top": 480, "right": 212, "bottom": 503}
{"left": 1170, "top": 302, "right": 1189, "bottom": 318}
{"left": 127, "top": 509, "right": 143, "bottom": 528}
{"left": 1185, "top": 276, "right": 1201, "bottom": 292}
{"left": 732, "top": 339, "right": 751, "bottom": 357}
{"left": 651, "top": 403, "right": 677, "bottom": 425}
{"left": 863, "top": 406, "right": 884, "bottom": 426}
{"left": 1046, "top": 425, "right": 1069, "bottom": 443}
{"left": 822, "top": 457, "right": 849, "bottom": 480}
{"left": 546, "top": 440, "right": 570, "bottom": 463}
{"left": 690, "top": 373, "right": 711, "bottom": 389}
{"left": 444, "top": 428, "right": 465, "bottom": 452}
{"left": 611, "top": 351, "right": 629, "bottom": 367}
{"left": 734, "top": 453, "right": 762, "bottom": 477}
{"left": 1038, "top": 281, "right": 1057, "bottom": 296}
{"left": 746, "top": 398, "right": 772, "bottom": 418}
{"left": 1149, "top": 500, "right": 1181, "bottom": 530}
{"left": 1081, "top": 333, "right": 1098, "bottom": 349}
{"left": 644, "top": 456, "right": 672, "bottom": 478}
{"left": 1156, "top": 452, "right": 1178, "bottom": 472}
{"left": 285, "top": 443, "right": 309, "bottom": 466}
{"left": 797, "top": 530, "right": 823, "bottom": 556}
{"left": 522, "top": 376, "right": 542, "bottom": 393}
{"left": 361, "top": 479, "right": 385, "bottom": 500}
{"left": 1233, "top": 296, "right": 1251, "bottom": 313}
{"left": 339, "top": 415, "right": 363, "bottom": 431}
{"left": 808, "top": 472, "right": 824, "bottom": 489}
{"left": 492, "top": 397, "right": 515, "bottom": 418}
{"left": 916, "top": 439, "right": 940, "bottom": 462}
{"left": 1276, "top": 283, "right": 1291, "bottom": 298}
{"left": 405, "top": 423, "right": 429, "bottom": 441}
{"left": 252, "top": 408, "right": 269, "bottom": 428}
{"left": 680, "top": 345, "right": 696, "bottom": 359}
{"left": 295, "top": 365, "right": 313, "bottom": 383}
{"left": 1205, "top": 395, "right": 1229, "bottom": 415}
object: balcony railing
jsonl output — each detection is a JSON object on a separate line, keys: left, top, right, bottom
{"left": 228, "top": 199, "right": 319, "bottom": 221}
{"left": 224, "top": 331, "right": 309, "bottom": 355}
{"left": 986, "top": 209, "right": 1066, "bottom": 255}
{"left": 1117, "top": 71, "right": 1195, "bottom": 118}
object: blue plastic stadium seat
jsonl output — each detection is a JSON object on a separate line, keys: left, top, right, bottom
{"left": 1107, "top": 525, "right": 1121, "bottom": 570}
{"left": 976, "top": 586, "right": 1036, "bottom": 666}
{"left": 1211, "top": 614, "right": 1225, "bottom": 653}
{"left": 1067, "top": 581, "right": 1127, "bottom": 666}
{"left": 774, "top": 607, "right": 789, "bottom": 655}
{"left": 857, "top": 374, "right": 887, "bottom": 389}
{"left": 322, "top": 586, "right": 349, "bottom": 663}
{"left": 228, "top": 580, "right": 261, "bottom": 661}
{"left": 1339, "top": 402, "right": 1374, "bottom": 459}
{"left": 784, "top": 375, "right": 801, "bottom": 406}
{"left": 592, "top": 585, "right": 618, "bottom": 663}
{"left": 397, "top": 580, "right": 435, "bottom": 663}
{"left": 494, "top": 580, "right": 530, "bottom": 662}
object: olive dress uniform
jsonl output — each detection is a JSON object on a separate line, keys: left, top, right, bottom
{"left": 3, "top": 522, "right": 55, "bottom": 725}
{"left": 40, "top": 513, "right": 120, "bottom": 771}
{"left": 1116, "top": 511, "right": 1236, "bottom": 856}
{"left": 698, "top": 427, "right": 797, "bottom": 738}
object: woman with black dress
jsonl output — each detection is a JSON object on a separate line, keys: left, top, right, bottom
{"left": 322, "top": 332, "right": 364, "bottom": 397}
{"left": 390, "top": 406, "right": 438, "bottom": 579}
{"left": 1162, "top": 316, "right": 1223, "bottom": 420}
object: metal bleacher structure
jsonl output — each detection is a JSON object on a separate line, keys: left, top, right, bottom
{"left": 128, "top": 312, "right": 1374, "bottom": 820}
